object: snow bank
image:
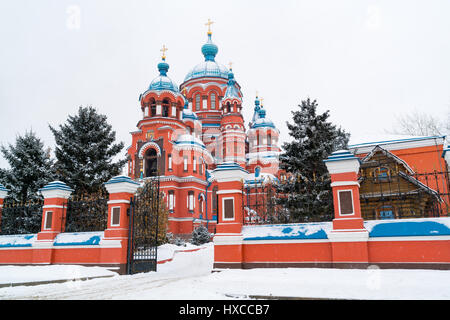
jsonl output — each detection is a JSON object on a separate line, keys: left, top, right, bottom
{"left": 158, "top": 243, "right": 207, "bottom": 262}
{"left": 0, "top": 234, "right": 36, "bottom": 247}
{"left": 243, "top": 222, "right": 332, "bottom": 240}
{"left": 0, "top": 265, "right": 116, "bottom": 285}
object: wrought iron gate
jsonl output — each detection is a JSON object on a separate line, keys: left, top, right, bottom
{"left": 127, "top": 177, "right": 160, "bottom": 275}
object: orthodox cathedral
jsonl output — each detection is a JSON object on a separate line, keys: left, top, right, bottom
{"left": 126, "top": 21, "right": 281, "bottom": 237}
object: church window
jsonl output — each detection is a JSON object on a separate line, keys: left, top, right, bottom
{"left": 375, "top": 167, "right": 390, "bottom": 182}
{"left": 188, "top": 191, "right": 194, "bottom": 212}
{"left": 150, "top": 99, "right": 156, "bottom": 116}
{"left": 199, "top": 197, "right": 204, "bottom": 214}
{"left": 195, "top": 94, "right": 201, "bottom": 111}
{"left": 378, "top": 205, "right": 394, "bottom": 220}
{"left": 145, "top": 148, "right": 158, "bottom": 177}
{"left": 267, "top": 132, "right": 272, "bottom": 146}
{"left": 168, "top": 190, "right": 175, "bottom": 211}
{"left": 183, "top": 156, "right": 188, "bottom": 171}
{"left": 193, "top": 157, "right": 197, "bottom": 172}
{"left": 168, "top": 154, "right": 172, "bottom": 171}
{"left": 212, "top": 186, "right": 218, "bottom": 214}
{"left": 162, "top": 99, "right": 170, "bottom": 117}
{"left": 211, "top": 92, "right": 216, "bottom": 109}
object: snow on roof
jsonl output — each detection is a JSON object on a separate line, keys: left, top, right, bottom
{"left": 174, "top": 134, "right": 205, "bottom": 147}
{"left": 349, "top": 133, "right": 445, "bottom": 148}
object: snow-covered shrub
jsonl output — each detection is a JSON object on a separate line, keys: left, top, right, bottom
{"left": 174, "top": 237, "right": 186, "bottom": 247}
{"left": 191, "top": 225, "right": 211, "bottom": 245}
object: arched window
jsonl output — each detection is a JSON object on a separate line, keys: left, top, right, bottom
{"left": 168, "top": 190, "right": 175, "bottom": 212}
{"left": 212, "top": 186, "right": 218, "bottom": 214}
{"left": 199, "top": 197, "right": 204, "bottom": 214}
{"left": 162, "top": 99, "right": 170, "bottom": 117}
{"left": 145, "top": 148, "right": 158, "bottom": 177}
{"left": 150, "top": 98, "right": 156, "bottom": 117}
{"left": 211, "top": 92, "right": 216, "bottom": 109}
{"left": 188, "top": 191, "right": 194, "bottom": 212}
{"left": 195, "top": 94, "right": 201, "bottom": 111}
{"left": 226, "top": 102, "right": 231, "bottom": 113}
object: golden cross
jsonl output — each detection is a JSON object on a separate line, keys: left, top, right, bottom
{"left": 160, "top": 45, "right": 168, "bottom": 59}
{"left": 205, "top": 18, "right": 214, "bottom": 35}
{"left": 256, "top": 90, "right": 259, "bottom": 98}
{"left": 260, "top": 97, "right": 264, "bottom": 105}
{"left": 229, "top": 62, "right": 233, "bottom": 70}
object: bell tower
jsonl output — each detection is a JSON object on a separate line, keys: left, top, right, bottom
{"left": 219, "top": 67, "right": 246, "bottom": 167}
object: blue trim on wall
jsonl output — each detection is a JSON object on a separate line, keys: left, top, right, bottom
{"left": 367, "top": 220, "right": 450, "bottom": 237}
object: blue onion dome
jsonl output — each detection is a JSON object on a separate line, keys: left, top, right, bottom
{"left": 148, "top": 57, "right": 179, "bottom": 93}
{"left": 202, "top": 34, "right": 219, "bottom": 61}
{"left": 250, "top": 96, "right": 276, "bottom": 129}
{"left": 184, "top": 34, "right": 229, "bottom": 82}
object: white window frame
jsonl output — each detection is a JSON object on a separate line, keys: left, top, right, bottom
{"left": 169, "top": 192, "right": 174, "bottom": 210}
{"left": 188, "top": 192, "right": 194, "bottom": 211}
{"left": 222, "top": 197, "right": 235, "bottom": 221}
{"left": 44, "top": 211, "right": 53, "bottom": 230}
{"left": 337, "top": 189, "right": 355, "bottom": 216}
{"left": 168, "top": 154, "right": 172, "bottom": 170}
{"left": 110, "top": 206, "right": 121, "bottom": 227}
{"left": 183, "top": 156, "right": 188, "bottom": 171}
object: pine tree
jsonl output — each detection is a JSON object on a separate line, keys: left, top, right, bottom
{"left": 49, "top": 106, "right": 127, "bottom": 193}
{"left": 0, "top": 130, "right": 55, "bottom": 202}
{"left": 0, "top": 131, "right": 55, "bottom": 234}
{"left": 278, "top": 98, "right": 350, "bottom": 221}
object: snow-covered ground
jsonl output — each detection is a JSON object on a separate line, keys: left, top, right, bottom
{"left": 0, "top": 243, "right": 449, "bottom": 300}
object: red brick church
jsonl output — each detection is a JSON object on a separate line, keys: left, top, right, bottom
{"left": 125, "top": 23, "right": 281, "bottom": 237}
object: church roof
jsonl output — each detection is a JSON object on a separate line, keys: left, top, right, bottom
{"left": 249, "top": 97, "right": 277, "bottom": 130}
{"left": 184, "top": 34, "right": 229, "bottom": 82}
{"left": 148, "top": 58, "right": 179, "bottom": 93}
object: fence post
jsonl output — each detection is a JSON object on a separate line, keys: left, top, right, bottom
{"left": 0, "top": 183, "right": 9, "bottom": 232}
{"left": 103, "top": 175, "right": 140, "bottom": 274}
{"left": 212, "top": 163, "right": 249, "bottom": 269}
{"left": 36, "top": 181, "right": 74, "bottom": 241}
{"left": 32, "top": 181, "right": 73, "bottom": 264}
{"left": 324, "top": 150, "right": 369, "bottom": 268}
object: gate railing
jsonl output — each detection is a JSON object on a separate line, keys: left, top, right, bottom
{"left": 242, "top": 181, "right": 333, "bottom": 225}
{"left": 127, "top": 177, "right": 161, "bottom": 275}
{"left": 62, "top": 189, "right": 109, "bottom": 233}
{"left": 0, "top": 199, "right": 43, "bottom": 235}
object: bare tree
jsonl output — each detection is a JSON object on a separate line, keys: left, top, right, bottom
{"left": 388, "top": 110, "right": 448, "bottom": 137}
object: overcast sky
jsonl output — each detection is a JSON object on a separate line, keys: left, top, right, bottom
{"left": 1, "top": 0, "right": 449, "bottom": 169}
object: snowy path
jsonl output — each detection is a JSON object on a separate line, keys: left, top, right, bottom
{"left": 0, "top": 243, "right": 449, "bottom": 300}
